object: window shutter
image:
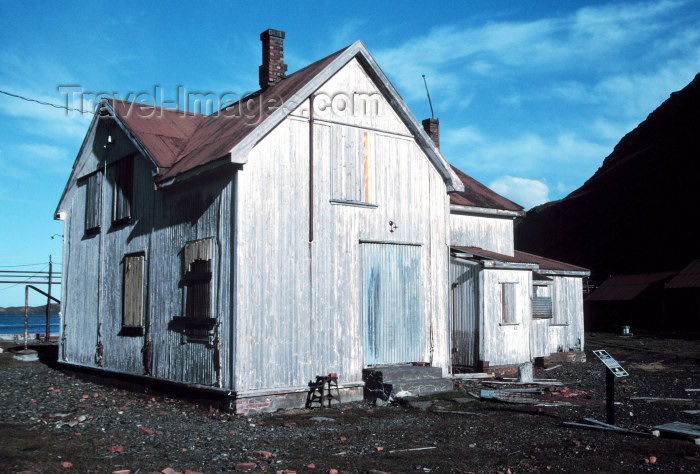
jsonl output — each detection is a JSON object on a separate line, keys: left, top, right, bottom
{"left": 500, "top": 282, "right": 517, "bottom": 324}
{"left": 123, "top": 254, "right": 145, "bottom": 328}
{"left": 85, "top": 172, "right": 102, "bottom": 233}
{"left": 114, "top": 157, "right": 133, "bottom": 223}
{"left": 331, "top": 126, "right": 373, "bottom": 203}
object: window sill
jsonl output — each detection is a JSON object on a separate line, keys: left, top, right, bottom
{"left": 499, "top": 322, "right": 519, "bottom": 326}
{"left": 329, "top": 199, "right": 378, "bottom": 209}
{"left": 119, "top": 326, "right": 144, "bottom": 336}
{"left": 85, "top": 226, "right": 100, "bottom": 236}
{"left": 112, "top": 217, "right": 132, "bottom": 228}
{"left": 549, "top": 323, "right": 569, "bottom": 327}
{"left": 171, "top": 316, "right": 217, "bottom": 328}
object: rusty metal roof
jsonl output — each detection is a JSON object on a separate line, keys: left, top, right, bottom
{"left": 452, "top": 246, "right": 589, "bottom": 273}
{"left": 449, "top": 165, "right": 524, "bottom": 212}
{"left": 666, "top": 259, "right": 700, "bottom": 289}
{"left": 585, "top": 272, "right": 676, "bottom": 301}
{"left": 107, "top": 46, "right": 348, "bottom": 182}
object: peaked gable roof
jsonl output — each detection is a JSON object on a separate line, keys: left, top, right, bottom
{"left": 666, "top": 259, "right": 700, "bottom": 289}
{"left": 95, "top": 41, "right": 463, "bottom": 192}
{"left": 449, "top": 164, "right": 524, "bottom": 214}
{"left": 586, "top": 272, "right": 676, "bottom": 301}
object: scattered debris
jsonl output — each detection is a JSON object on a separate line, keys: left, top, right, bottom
{"left": 653, "top": 422, "right": 700, "bottom": 443}
{"left": 388, "top": 446, "right": 437, "bottom": 454}
{"left": 631, "top": 397, "right": 695, "bottom": 402}
{"left": 683, "top": 410, "right": 700, "bottom": 415}
{"left": 433, "top": 410, "right": 485, "bottom": 416}
{"left": 309, "top": 416, "right": 335, "bottom": 423}
{"left": 561, "top": 418, "right": 653, "bottom": 438}
{"left": 452, "top": 373, "right": 493, "bottom": 380}
{"left": 544, "top": 365, "right": 562, "bottom": 371}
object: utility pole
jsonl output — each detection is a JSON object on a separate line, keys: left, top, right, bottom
{"left": 46, "top": 255, "right": 52, "bottom": 342}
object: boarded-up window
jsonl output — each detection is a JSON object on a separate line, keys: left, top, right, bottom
{"left": 177, "top": 238, "right": 214, "bottom": 341}
{"left": 500, "top": 282, "right": 517, "bottom": 324}
{"left": 84, "top": 172, "right": 102, "bottom": 233}
{"left": 113, "top": 156, "right": 133, "bottom": 224}
{"left": 331, "top": 126, "right": 374, "bottom": 203}
{"left": 122, "top": 253, "right": 145, "bottom": 328}
{"left": 532, "top": 284, "right": 553, "bottom": 319}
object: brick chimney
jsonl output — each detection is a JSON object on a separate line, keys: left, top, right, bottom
{"left": 422, "top": 118, "right": 439, "bottom": 149}
{"left": 259, "top": 29, "right": 288, "bottom": 89}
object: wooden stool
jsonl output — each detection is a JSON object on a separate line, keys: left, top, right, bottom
{"left": 305, "top": 373, "right": 341, "bottom": 408}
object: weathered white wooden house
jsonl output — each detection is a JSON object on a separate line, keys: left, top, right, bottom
{"left": 447, "top": 166, "right": 589, "bottom": 371}
{"left": 55, "top": 29, "right": 588, "bottom": 412}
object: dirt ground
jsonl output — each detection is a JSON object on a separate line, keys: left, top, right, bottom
{"left": 1, "top": 332, "right": 700, "bottom": 473}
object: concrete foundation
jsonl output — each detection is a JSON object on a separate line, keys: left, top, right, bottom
{"left": 235, "top": 386, "right": 364, "bottom": 416}
{"left": 13, "top": 349, "right": 39, "bottom": 362}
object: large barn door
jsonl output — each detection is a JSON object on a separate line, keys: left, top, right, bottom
{"left": 450, "top": 259, "right": 479, "bottom": 367}
{"left": 362, "top": 243, "right": 422, "bottom": 366}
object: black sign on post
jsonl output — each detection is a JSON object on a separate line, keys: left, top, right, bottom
{"left": 593, "top": 350, "right": 628, "bottom": 424}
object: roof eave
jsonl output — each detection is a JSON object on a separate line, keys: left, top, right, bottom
{"left": 450, "top": 204, "right": 525, "bottom": 218}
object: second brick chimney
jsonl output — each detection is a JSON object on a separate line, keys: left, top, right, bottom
{"left": 422, "top": 118, "right": 440, "bottom": 149}
{"left": 259, "top": 29, "right": 288, "bottom": 89}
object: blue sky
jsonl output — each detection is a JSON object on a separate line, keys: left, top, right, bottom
{"left": 1, "top": 0, "right": 699, "bottom": 305}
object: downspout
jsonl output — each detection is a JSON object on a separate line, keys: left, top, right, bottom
{"left": 308, "top": 96, "right": 315, "bottom": 351}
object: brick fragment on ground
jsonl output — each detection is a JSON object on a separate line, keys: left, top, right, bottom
{"left": 235, "top": 463, "right": 256, "bottom": 472}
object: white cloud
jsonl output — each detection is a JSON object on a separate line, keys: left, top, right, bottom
{"left": 489, "top": 175, "right": 550, "bottom": 210}
{"left": 375, "top": 0, "right": 688, "bottom": 105}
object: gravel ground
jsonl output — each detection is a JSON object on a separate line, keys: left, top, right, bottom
{"left": 1, "top": 332, "right": 700, "bottom": 473}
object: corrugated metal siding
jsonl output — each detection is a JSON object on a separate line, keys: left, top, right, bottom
{"left": 449, "top": 214, "right": 514, "bottom": 256}
{"left": 548, "top": 276, "right": 584, "bottom": 353}
{"left": 61, "top": 121, "right": 233, "bottom": 388}
{"left": 362, "top": 243, "right": 422, "bottom": 365}
{"left": 450, "top": 260, "right": 479, "bottom": 366}
{"left": 234, "top": 58, "right": 451, "bottom": 392}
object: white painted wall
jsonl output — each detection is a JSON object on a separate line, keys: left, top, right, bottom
{"left": 450, "top": 213, "right": 514, "bottom": 256}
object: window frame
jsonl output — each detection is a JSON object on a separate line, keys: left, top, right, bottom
{"left": 499, "top": 281, "right": 518, "bottom": 326}
{"left": 532, "top": 282, "right": 553, "bottom": 320}
{"left": 112, "top": 155, "right": 134, "bottom": 226}
{"left": 84, "top": 170, "right": 102, "bottom": 234}
{"left": 121, "top": 251, "right": 146, "bottom": 336}
{"left": 173, "top": 238, "right": 216, "bottom": 343}
{"left": 329, "top": 126, "right": 375, "bottom": 206}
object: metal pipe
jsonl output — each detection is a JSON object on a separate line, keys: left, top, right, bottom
{"left": 24, "top": 285, "right": 29, "bottom": 350}
{"left": 46, "top": 255, "right": 52, "bottom": 341}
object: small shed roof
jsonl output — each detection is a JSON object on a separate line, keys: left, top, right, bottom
{"left": 666, "top": 259, "right": 700, "bottom": 289}
{"left": 449, "top": 165, "right": 524, "bottom": 213}
{"left": 586, "top": 272, "right": 676, "bottom": 301}
{"left": 451, "top": 246, "right": 589, "bottom": 274}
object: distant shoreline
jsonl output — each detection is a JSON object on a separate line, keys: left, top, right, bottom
{"left": 0, "top": 304, "right": 60, "bottom": 315}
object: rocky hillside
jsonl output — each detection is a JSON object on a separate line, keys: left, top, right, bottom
{"left": 515, "top": 73, "right": 700, "bottom": 283}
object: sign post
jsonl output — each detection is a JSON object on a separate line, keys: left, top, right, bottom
{"left": 593, "top": 350, "right": 629, "bottom": 424}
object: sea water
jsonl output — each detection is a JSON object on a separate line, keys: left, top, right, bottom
{"left": 0, "top": 314, "right": 60, "bottom": 335}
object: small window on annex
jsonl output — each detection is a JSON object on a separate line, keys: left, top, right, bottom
{"left": 330, "top": 126, "right": 375, "bottom": 205}
{"left": 500, "top": 282, "right": 518, "bottom": 325}
{"left": 122, "top": 253, "right": 145, "bottom": 335}
{"left": 84, "top": 171, "right": 102, "bottom": 234}
{"left": 113, "top": 156, "right": 133, "bottom": 225}
{"left": 532, "top": 283, "right": 553, "bottom": 319}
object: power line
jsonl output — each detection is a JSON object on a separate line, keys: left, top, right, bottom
{"left": 0, "top": 89, "right": 97, "bottom": 115}
{"left": 0, "top": 264, "right": 49, "bottom": 291}
{"left": 0, "top": 262, "right": 49, "bottom": 268}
